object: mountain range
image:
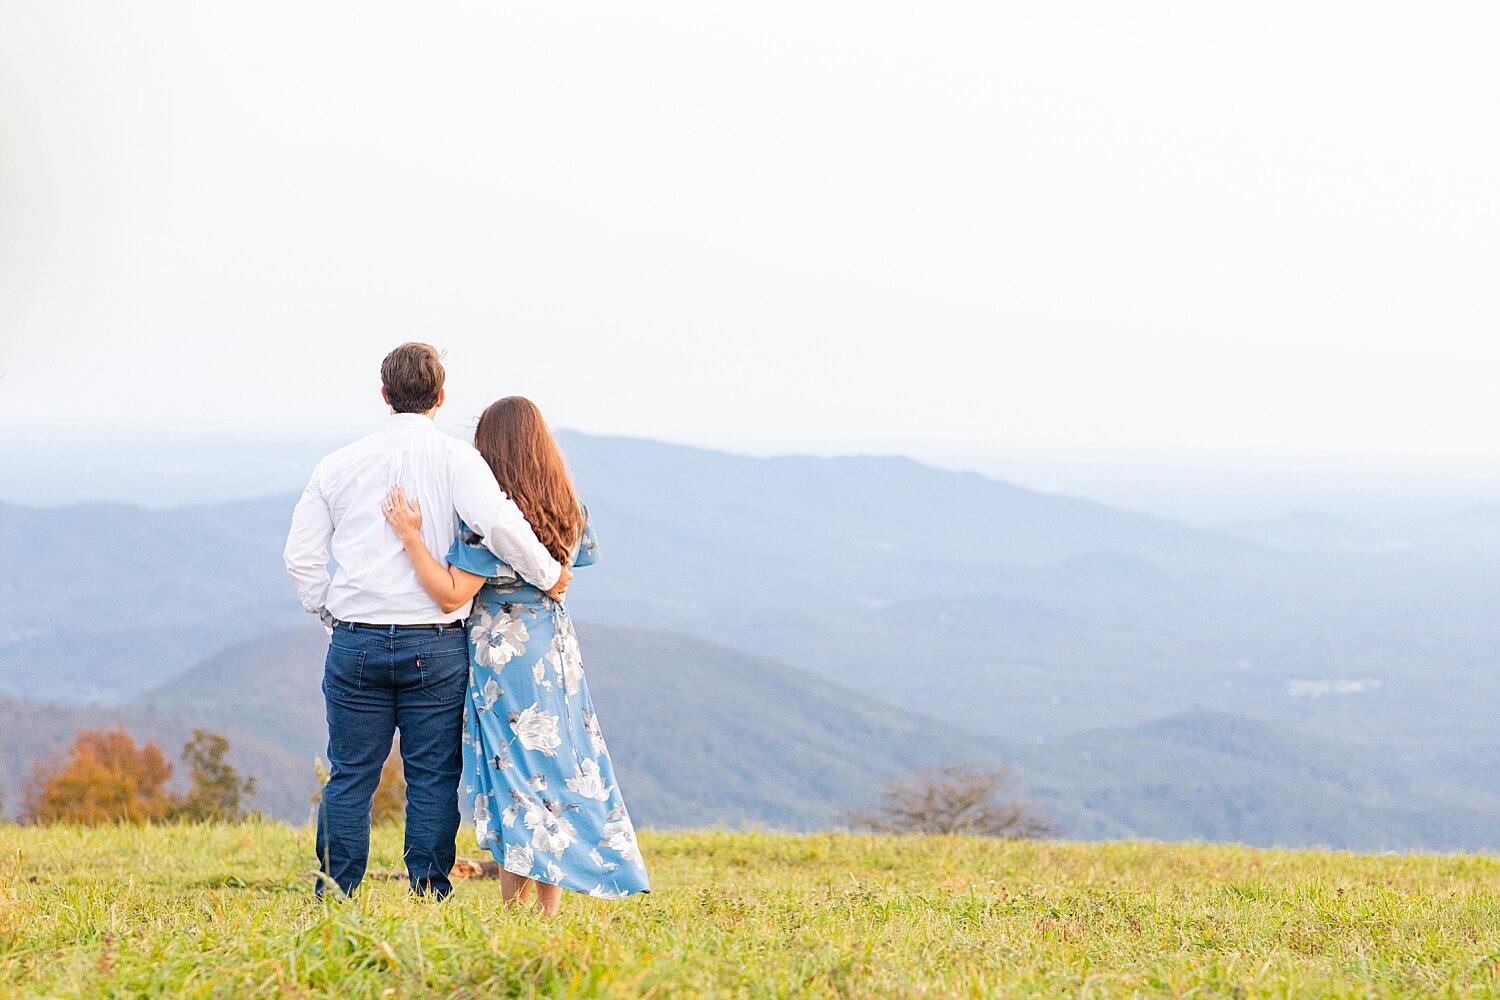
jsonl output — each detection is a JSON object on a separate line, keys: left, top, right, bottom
{"left": 2, "top": 430, "right": 1497, "bottom": 848}
{"left": 5, "top": 623, "right": 1497, "bottom": 850}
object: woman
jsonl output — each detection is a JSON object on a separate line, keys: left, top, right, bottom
{"left": 381, "top": 396, "right": 649, "bottom": 914}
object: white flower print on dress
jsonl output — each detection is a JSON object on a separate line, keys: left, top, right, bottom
{"left": 547, "top": 625, "right": 585, "bottom": 695}
{"left": 501, "top": 791, "right": 525, "bottom": 829}
{"left": 503, "top": 842, "right": 535, "bottom": 876}
{"left": 589, "top": 848, "right": 620, "bottom": 872}
{"left": 527, "top": 774, "right": 548, "bottom": 792}
{"left": 599, "top": 816, "right": 641, "bottom": 864}
{"left": 545, "top": 861, "right": 565, "bottom": 884}
{"left": 473, "top": 794, "right": 492, "bottom": 843}
{"left": 588, "top": 885, "right": 625, "bottom": 899}
{"left": 525, "top": 800, "right": 578, "bottom": 856}
{"left": 474, "top": 677, "right": 503, "bottom": 713}
{"left": 467, "top": 608, "right": 494, "bottom": 657}
{"left": 509, "top": 704, "right": 562, "bottom": 756}
{"left": 566, "top": 758, "right": 611, "bottom": 801}
{"left": 470, "top": 606, "right": 529, "bottom": 669}
{"left": 583, "top": 709, "right": 609, "bottom": 758}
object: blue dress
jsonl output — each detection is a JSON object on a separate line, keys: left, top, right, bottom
{"left": 448, "top": 512, "right": 650, "bottom": 899}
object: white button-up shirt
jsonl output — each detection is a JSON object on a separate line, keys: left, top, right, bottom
{"left": 283, "top": 413, "right": 562, "bottom": 625}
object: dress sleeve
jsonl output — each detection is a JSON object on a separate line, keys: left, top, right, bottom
{"left": 444, "top": 521, "right": 514, "bottom": 580}
{"left": 572, "top": 507, "right": 600, "bottom": 568}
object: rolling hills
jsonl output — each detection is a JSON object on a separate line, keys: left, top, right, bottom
{"left": 5, "top": 432, "right": 1497, "bottom": 750}
{"left": 122, "top": 623, "right": 1013, "bottom": 830}
{"left": 8, "top": 623, "right": 1500, "bottom": 849}
{"left": 2, "top": 429, "right": 1498, "bottom": 848}
{"left": 5, "top": 623, "right": 1030, "bottom": 830}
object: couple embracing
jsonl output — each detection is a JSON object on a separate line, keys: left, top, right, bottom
{"left": 283, "top": 342, "right": 648, "bottom": 913}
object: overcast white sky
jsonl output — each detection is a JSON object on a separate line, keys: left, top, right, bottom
{"left": 2, "top": 1, "right": 1497, "bottom": 467}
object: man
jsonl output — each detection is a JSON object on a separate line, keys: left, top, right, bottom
{"left": 284, "top": 342, "right": 571, "bottom": 898}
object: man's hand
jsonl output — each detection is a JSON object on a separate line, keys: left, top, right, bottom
{"left": 545, "top": 565, "right": 573, "bottom": 603}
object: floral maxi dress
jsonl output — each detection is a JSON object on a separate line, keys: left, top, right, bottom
{"left": 448, "top": 513, "right": 650, "bottom": 898}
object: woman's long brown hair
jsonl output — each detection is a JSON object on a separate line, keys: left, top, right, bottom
{"left": 473, "top": 396, "right": 584, "bottom": 566}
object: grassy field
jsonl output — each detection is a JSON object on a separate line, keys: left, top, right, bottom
{"left": 1, "top": 823, "right": 1498, "bottom": 998}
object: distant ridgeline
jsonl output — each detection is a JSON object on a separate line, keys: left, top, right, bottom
{"left": 2, "top": 431, "right": 1499, "bottom": 848}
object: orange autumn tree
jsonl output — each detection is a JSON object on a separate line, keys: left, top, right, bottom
{"left": 24, "top": 727, "right": 180, "bottom": 824}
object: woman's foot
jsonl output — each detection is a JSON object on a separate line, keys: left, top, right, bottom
{"left": 501, "top": 872, "right": 562, "bottom": 916}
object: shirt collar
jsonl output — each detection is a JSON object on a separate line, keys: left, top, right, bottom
{"left": 387, "top": 412, "right": 435, "bottom": 426}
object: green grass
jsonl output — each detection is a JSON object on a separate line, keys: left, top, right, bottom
{"left": 1, "top": 823, "right": 1498, "bottom": 998}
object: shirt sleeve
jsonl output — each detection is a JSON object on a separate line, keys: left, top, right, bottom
{"left": 283, "top": 464, "right": 334, "bottom": 616}
{"left": 451, "top": 448, "right": 563, "bottom": 591}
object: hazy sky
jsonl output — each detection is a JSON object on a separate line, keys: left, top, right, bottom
{"left": 2, "top": 1, "right": 1497, "bottom": 465}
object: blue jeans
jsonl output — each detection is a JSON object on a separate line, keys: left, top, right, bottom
{"left": 316, "top": 622, "right": 469, "bottom": 898}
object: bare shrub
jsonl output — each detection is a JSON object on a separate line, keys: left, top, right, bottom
{"left": 841, "top": 762, "right": 1056, "bottom": 839}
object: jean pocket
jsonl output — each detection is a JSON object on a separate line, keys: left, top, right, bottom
{"left": 415, "top": 647, "right": 470, "bottom": 704}
{"left": 324, "top": 639, "right": 367, "bottom": 694}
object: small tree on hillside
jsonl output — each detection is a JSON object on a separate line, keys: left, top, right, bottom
{"left": 24, "top": 727, "right": 180, "bottom": 825}
{"left": 371, "top": 739, "right": 406, "bottom": 825}
{"left": 310, "top": 739, "right": 406, "bottom": 825}
{"left": 177, "top": 729, "right": 256, "bottom": 822}
{"left": 309, "top": 757, "right": 330, "bottom": 826}
{"left": 841, "top": 762, "right": 1056, "bottom": 839}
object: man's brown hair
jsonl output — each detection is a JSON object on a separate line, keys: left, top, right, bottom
{"left": 381, "top": 343, "right": 445, "bottom": 413}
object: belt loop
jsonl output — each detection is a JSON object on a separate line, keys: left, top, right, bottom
{"left": 387, "top": 624, "right": 397, "bottom": 637}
